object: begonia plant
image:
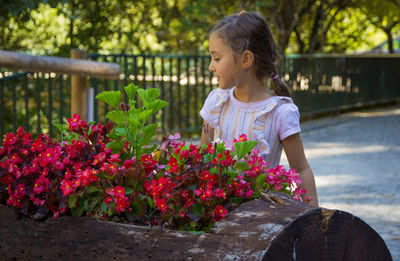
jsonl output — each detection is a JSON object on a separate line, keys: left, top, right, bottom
{"left": 0, "top": 84, "right": 307, "bottom": 232}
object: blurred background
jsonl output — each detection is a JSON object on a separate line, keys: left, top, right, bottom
{"left": 0, "top": 0, "right": 399, "bottom": 139}
{"left": 1, "top": 0, "right": 399, "bottom": 56}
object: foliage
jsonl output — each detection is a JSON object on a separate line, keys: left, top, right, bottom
{"left": 356, "top": 0, "right": 400, "bottom": 53}
{"left": 1, "top": 0, "right": 398, "bottom": 55}
{"left": 0, "top": 85, "right": 307, "bottom": 232}
{"left": 95, "top": 83, "right": 168, "bottom": 158}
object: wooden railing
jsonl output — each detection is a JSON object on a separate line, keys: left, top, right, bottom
{"left": 0, "top": 49, "right": 121, "bottom": 121}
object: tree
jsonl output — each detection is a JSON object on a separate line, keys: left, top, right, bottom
{"left": 0, "top": 0, "right": 42, "bottom": 51}
{"left": 357, "top": 0, "right": 400, "bottom": 53}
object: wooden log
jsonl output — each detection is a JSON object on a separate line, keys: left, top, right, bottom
{"left": 0, "top": 193, "right": 392, "bottom": 261}
{"left": 0, "top": 50, "right": 121, "bottom": 79}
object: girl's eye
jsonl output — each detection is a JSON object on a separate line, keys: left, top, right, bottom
{"left": 214, "top": 58, "right": 220, "bottom": 62}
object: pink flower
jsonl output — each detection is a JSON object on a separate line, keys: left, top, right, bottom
{"left": 167, "top": 132, "right": 181, "bottom": 140}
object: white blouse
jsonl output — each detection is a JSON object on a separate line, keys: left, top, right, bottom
{"left": 200, "top": 87, "right": 301, "bottom": 168}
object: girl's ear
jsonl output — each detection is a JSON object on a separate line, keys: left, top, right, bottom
{"left": 240, "top": 50, "right": 255, "bottom": 69}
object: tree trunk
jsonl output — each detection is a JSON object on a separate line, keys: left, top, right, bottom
{"left": 384, "top": 27, "right": 395, "bottom": 53}
{"left": 0, "top": 193, "right": 392, "bottom": 260}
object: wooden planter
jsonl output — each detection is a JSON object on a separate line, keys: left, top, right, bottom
{"left": 0, "top": 193, "right": 392, "bottom": 261}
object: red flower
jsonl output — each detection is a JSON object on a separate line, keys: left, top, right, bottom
{"left": 233, "top": 134, "right": 248, "bottom": 143}
{"left": 167, "top": 157, "right": 180, "bottom": 174}
{"left": 155, "top": 198, "right": 168, "bottom": 213}
{"left": 67, "top": 114, "right": 88, "bottom": 132}
{"left": 33, "top": 175, "right": 50, "bottom": 194}
{"left": 104, "top": 196, "right": 113, "bottom": 204}
{"left": 30, "top": 195, "right": 45, "bottom": 206}
{"left": 214, "top": 188, "right": 227, "bottom": 199}
{"left": 15, "top": 184, "right": 26, "bottom": 198}
{"left": 114, "top": 185, "right": 125, "bottom": 197}
{"left": 60, "top": 179, "right": 74, "bottom": 196}
{"left": 115, "top": 195, "right": 130, "bottom": 213}
{"left": 212, "top": 205, "right": 228, "bottom": 221}
{"left": 206, "top": 143, "right": 215, "bottom": 154}
{"left": 139, "top": 154, "right": 157, "bottom": 174}
{"left": 0, "top": 174, "right": 14, "bottom": 185}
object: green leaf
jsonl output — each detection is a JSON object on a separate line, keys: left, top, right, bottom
{"left": 124, "top": 84, "right": 138, "bottom": 100}
{"left": 256, "top": 174, "right": 267, "bottom": 188}
{"left": 229, "top": 197, "right": 247, "bottom": 204}
{"left": 149, "top": 100, "right": 168, "bottom": 114}
{"left": 234, "top": 161, "right": 250, "bottom": 172}
{"left": 115, "top": 127, "right": 129, "bottom": 137}
{"left": 87, "top": 185, "right": 100, "bottom": 193}
{"left": 216, "top": 142, "right": 225, "bottom": 152}
{"left": 54, "top": 123, "right": 67, "bottom": 133}
{"left": 191, "top": 203, "right": 205, "bottom": 217}
{"left": 190, "top": 221, "right": 197, "bottom": 229}
{"left": 138, "top": 88, "right": 160, "bottom": 104}
{"left": 106, "top": 111, "right": 127, "bottom": 124}
{"left": 68, "top": 194, "right": 77, "bottom": 208}
{"left": 137, "top": 110, "right": 153, "bottom": 122}
{"left": 106, "top": 140, "right": 125, "bottom": 150}
{"left": 147, "top": 197, "right": 155, "bottom": 209}
{"left": 83, "top": 199, "right": 90, "bottom": 211}
{"left": 227, "top": 172, "right": 239, "bottom": 184}
{"left": 234, "top": 140, "right": 258, "bottom": 160}
{"left": 101, "top": 201, "right": 108, "bottom": 212}
{"left": 128, "top": 113, "right": 140, "bottom": 126}
{"left": 96, "top": 90, "right": 121, "bottom": 109}
{"left": 142, "top": 123, "right": 157, "bottom": 145}
{"left": 125, "top": 187, "right": 134, "bottom": 195}
{"left": 71, "top": 197, "right": 85, "bottom": 216}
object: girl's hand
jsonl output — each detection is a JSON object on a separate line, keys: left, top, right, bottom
{"left": 282, "top": 133, "right": 319, "bottom": 207}
{"left": 203, "top": 122, "right": 214, "bottom": 142}
{"left": 200, "top": 121, "right": 214, "bottom": 146}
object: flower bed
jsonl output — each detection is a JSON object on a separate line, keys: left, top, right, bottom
{"left": 0, "top": 84, "right": 306, "bottom": 231}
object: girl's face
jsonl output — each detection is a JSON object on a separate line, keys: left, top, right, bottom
{"left": 208, "top": 33, "right": 238, "bottom": 90}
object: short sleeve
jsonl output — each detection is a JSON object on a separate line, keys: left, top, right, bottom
{"left": 274, "top": 102, "right": 301, "bottom": 141}
{"left": 199, "top": 88, "right": 220, "bottom": 123}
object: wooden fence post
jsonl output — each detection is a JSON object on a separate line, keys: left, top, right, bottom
{"left": 70, "top": 49, "right": 88, "bottom": 120}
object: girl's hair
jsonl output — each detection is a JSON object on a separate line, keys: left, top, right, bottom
{"left": 211, "top": 11, "right": 291, "bottom": 97}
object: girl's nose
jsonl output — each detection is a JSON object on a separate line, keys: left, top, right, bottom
{"left": 208, "top": 63, "right": 215, "bottom": 72}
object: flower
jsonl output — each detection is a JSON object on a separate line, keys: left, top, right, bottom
{"left": 60, "top": 179, "right": 74, "bottom": 196}
{"left": 233, "top": 134, "right": 248, "bottom": 143}
{"left": 67, "top": 114, "right": 88, "bottom": 132}
{"left": 212, "top": 205, "right": 228, "bottom": 221}
{"left": 155, "top": 198, "right": 168, "bottom": 213}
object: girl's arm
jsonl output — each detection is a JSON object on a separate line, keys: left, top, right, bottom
{"left": 200, "top": 121, "right": 214, "bottom": 146}
{"left": 281, "top": 133, "right": 319, "bottom": 207}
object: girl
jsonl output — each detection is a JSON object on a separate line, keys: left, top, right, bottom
{"left": 200, "top": 11, "right": 319, "bottom": 206}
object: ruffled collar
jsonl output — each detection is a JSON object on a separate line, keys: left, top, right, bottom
{"left": 228, "top": 87, "right": 292, "bottom": 112}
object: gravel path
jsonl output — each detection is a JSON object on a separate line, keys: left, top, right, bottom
{"left": 281, "top": 105, "right": 400, "bottom": 260}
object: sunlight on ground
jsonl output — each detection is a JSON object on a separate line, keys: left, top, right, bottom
{"left": 320, "top": 203, "right": 400, "bottom": 223}
{"left": 302, "top": 143, "right": 400, "bottom": 160}
{"left": 314, "top": 174, "right": 364, "bottom": 188}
